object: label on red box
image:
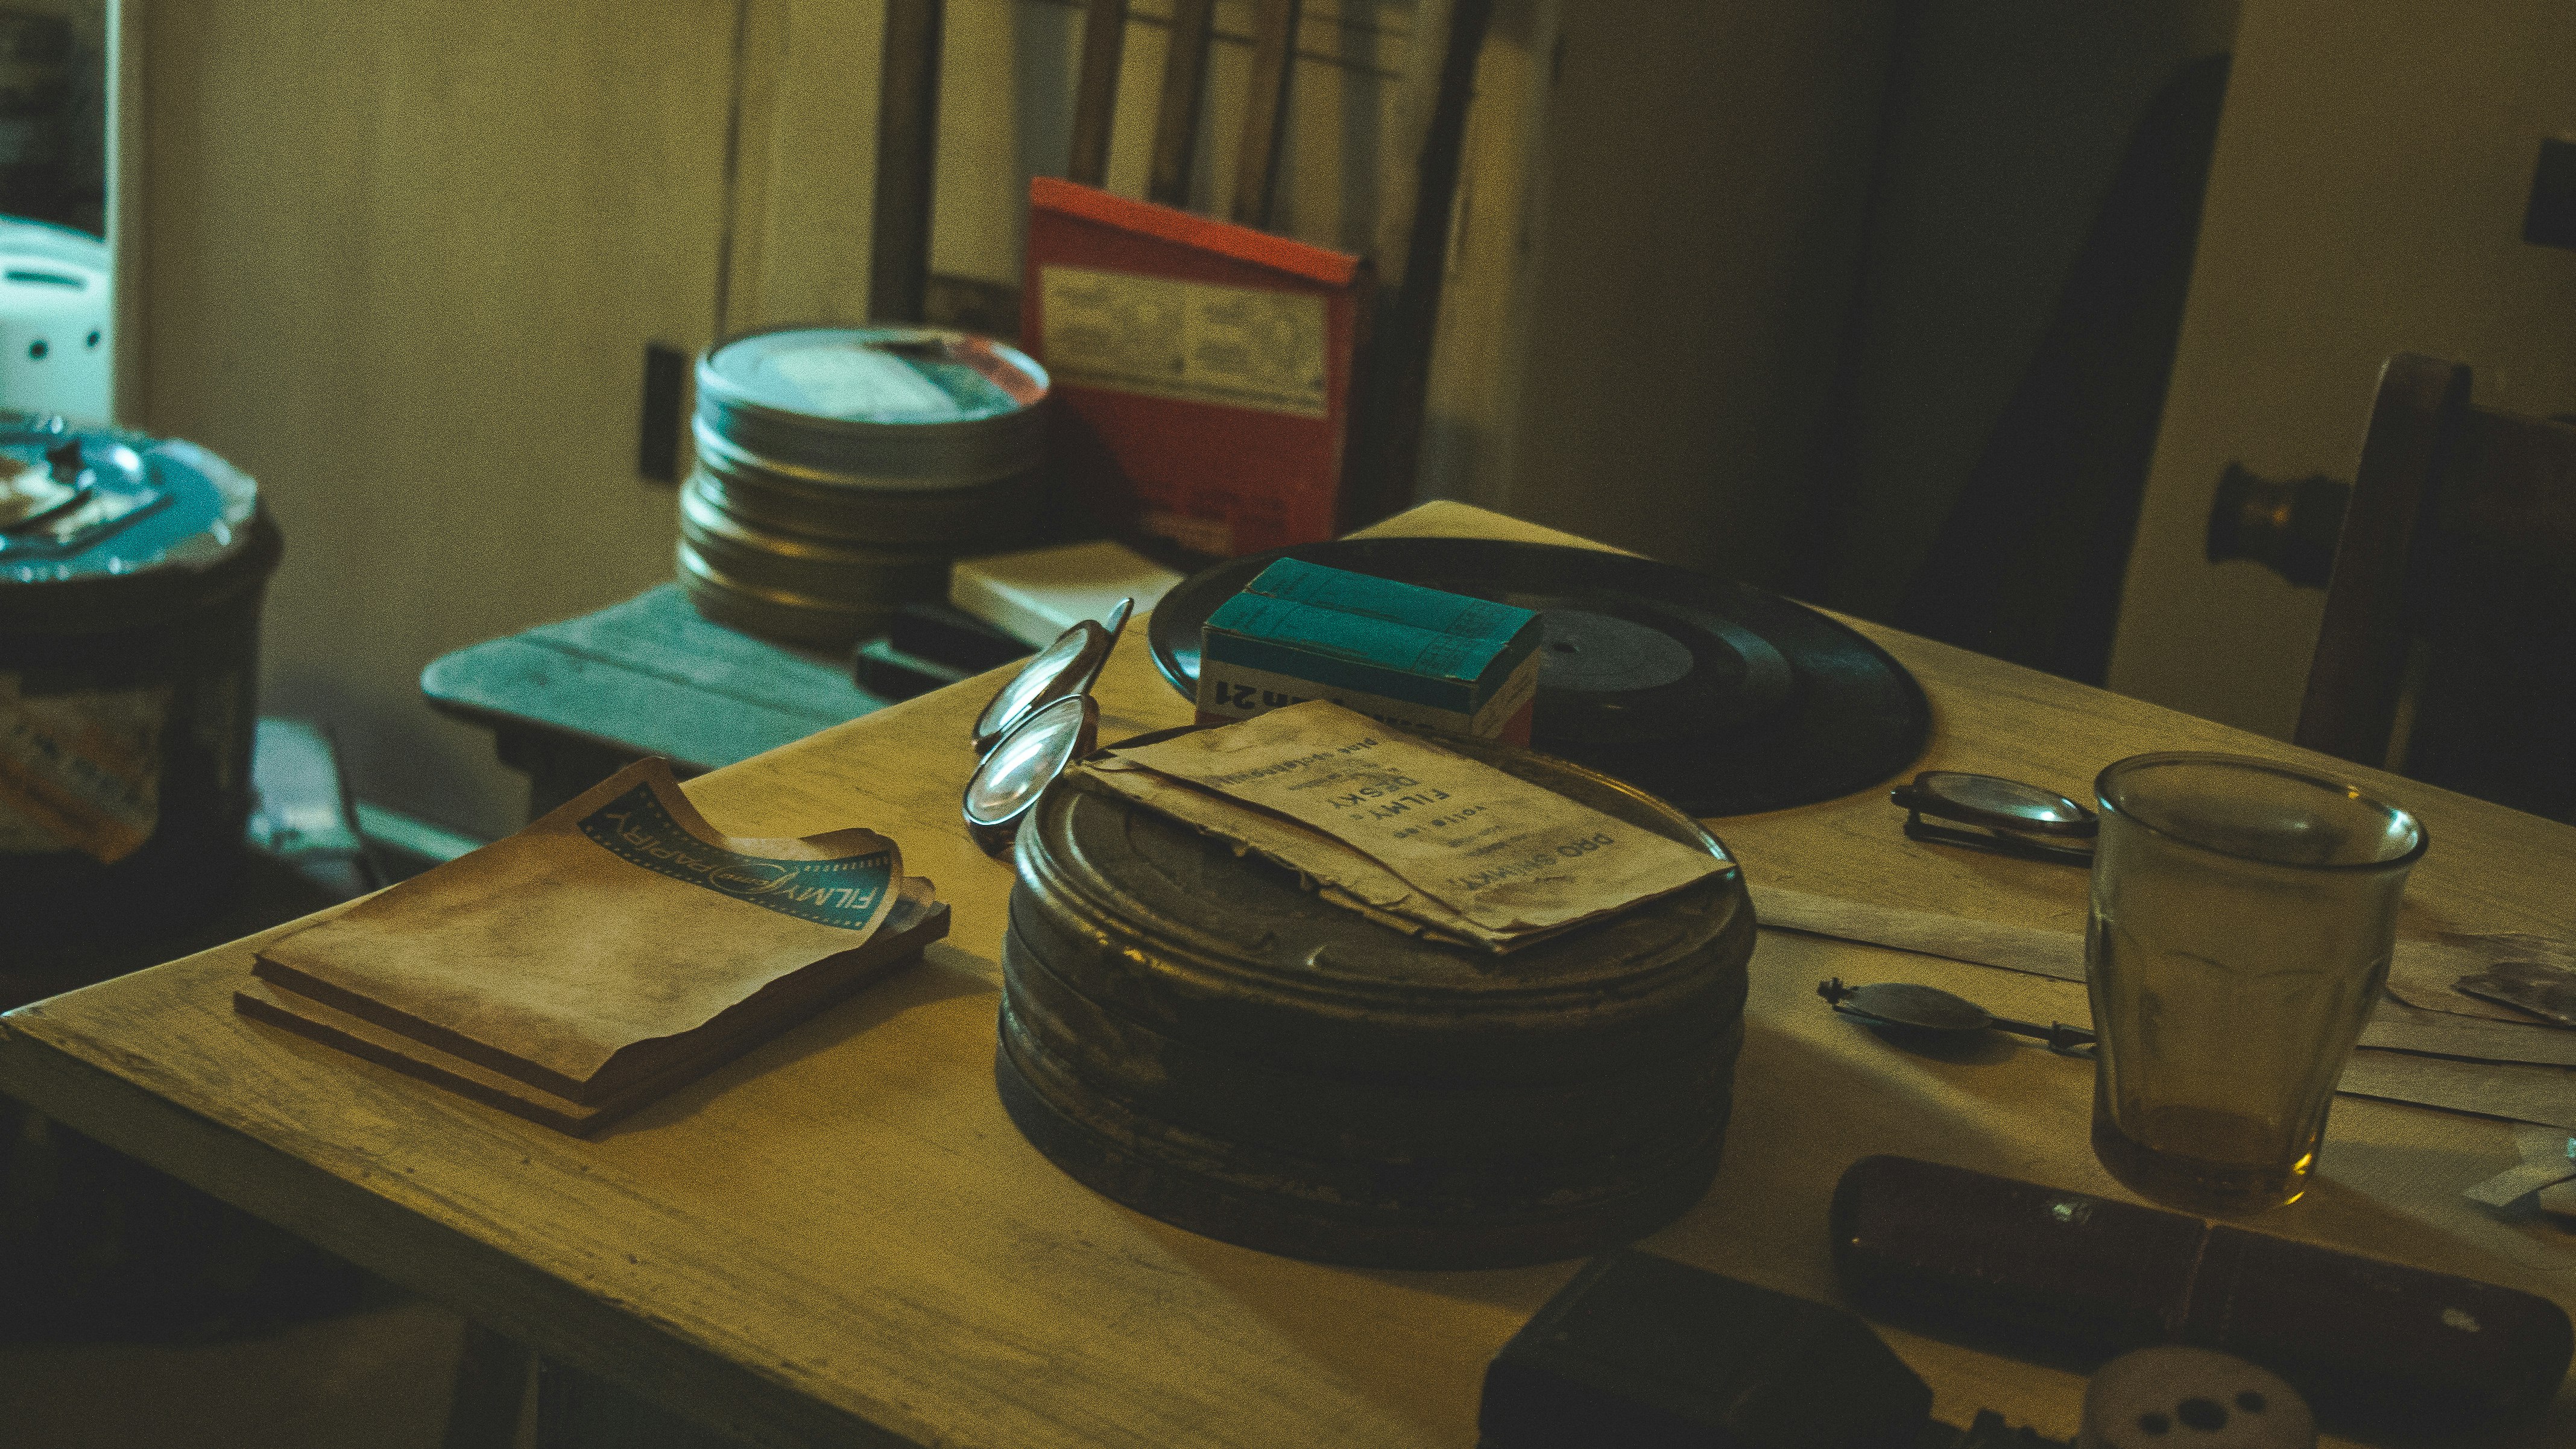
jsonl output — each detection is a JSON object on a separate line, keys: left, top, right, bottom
{"left": 1022, "top": 177, "right": 1366, "bottom": 555}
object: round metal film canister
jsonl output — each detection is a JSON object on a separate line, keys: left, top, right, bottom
{"left": 996, "top": 736, "right": 1754, "bottom": 1269}
{"left": 679, "top": 326, "right": 1050, "bottom": 646}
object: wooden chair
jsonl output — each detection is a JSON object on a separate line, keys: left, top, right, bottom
{"left": 2225, "top": 353, "right": 2576, "bottom": 820}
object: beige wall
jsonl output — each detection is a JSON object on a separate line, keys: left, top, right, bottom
{"left": 2109, "top": 0, "right": 2576, "bottom": 737}
{"left": 127, "top": 1, "right": 740, "bottom": 839}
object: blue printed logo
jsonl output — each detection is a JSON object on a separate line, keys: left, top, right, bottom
{"left": 578, "top": 782, "right": 891, "bottom": 930}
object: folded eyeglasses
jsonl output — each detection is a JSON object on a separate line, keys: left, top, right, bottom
{"left": 960, "top": 598, "right": 1132, "bottom": 857}
{"left": 1888, "top": 770, "right": 2096, "bottom": 866}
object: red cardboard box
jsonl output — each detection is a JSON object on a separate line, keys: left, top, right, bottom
{"left": 1020, "top": 177, "right": 1368, "bottom": 557}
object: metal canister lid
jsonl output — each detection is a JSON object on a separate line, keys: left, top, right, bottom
{"left": 1009, "top": 740, "right": 1752, "bottom": 1080}
{"left": 695, "top": 326, "right": 1049, "bottom": 488}
{"left": 0, "top": 415, "right": 280, "bottom": 635}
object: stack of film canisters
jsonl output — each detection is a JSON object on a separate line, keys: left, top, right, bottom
{"left": 678, "top": 325, "right": 1050, "bottom": 647}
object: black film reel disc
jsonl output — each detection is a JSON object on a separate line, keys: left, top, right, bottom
{"left": 1146, "top": 538, "right": 1932, "bottom": 816}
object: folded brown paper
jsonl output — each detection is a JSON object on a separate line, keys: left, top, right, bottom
{"left": 251, "top": 759, "right": 927, "bottom": 1106}
{"left": 238, "top": 879, "right": 949, "bottom": 1134}
{"left": 1099, "top": 702, "right": 1725, "bottom": 946}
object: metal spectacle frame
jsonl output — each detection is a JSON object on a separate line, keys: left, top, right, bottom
{"left": 960, "top": 599, "right": 1134, "bottom": 856}
{"left": 1889, "top": 770, "right": 2097, "bottom": 867}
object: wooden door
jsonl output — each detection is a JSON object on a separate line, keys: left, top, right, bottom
{"left": 2107, "top": 0, "right": 2576, "bottom": 740}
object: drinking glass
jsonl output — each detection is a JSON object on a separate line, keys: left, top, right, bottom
{"left": 2086, "top": 752, "right": 2427, "bottom": 1214}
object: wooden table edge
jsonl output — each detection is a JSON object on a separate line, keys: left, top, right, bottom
{"left": 0, "top": 1009, "right": 917, "bottom": 1449}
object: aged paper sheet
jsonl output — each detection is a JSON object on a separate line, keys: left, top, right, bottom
{"left": 1087, "top": 759, "right": 1507, "bottom": 950}
{"left": 1105, "top": 701, "right": 1722, "bottom": 936}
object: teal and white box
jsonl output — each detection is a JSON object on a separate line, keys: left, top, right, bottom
{"left": 1226, "top": 558, "right": 1535, "bottom": 638}
{"left": 1195, "top": 562, "right": 1542, "bottom": 741}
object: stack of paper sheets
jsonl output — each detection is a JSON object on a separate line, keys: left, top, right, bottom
{"left": 235, "top": 759, "right": 946, "bottom": 1134}
{"left": 1087, "top": 701, "right": 1727, "bottom": 952}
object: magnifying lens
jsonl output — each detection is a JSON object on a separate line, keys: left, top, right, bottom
{"left": 962, "top": 693, "right": 1100, "bottom": 856}
{"left": 970, "top": 598, "right": 1134, "bottom": 756}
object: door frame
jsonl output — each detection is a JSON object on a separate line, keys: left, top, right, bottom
{"left": 106, "top": 0, "right": 144, "bottom": 425}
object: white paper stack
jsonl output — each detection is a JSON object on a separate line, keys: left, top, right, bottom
{"left": 950, "top": 540, "right": 1181, "bottom": 646}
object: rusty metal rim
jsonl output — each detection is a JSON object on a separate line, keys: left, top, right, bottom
{"left": 686, "top": 466, "right": 1040, "bottom": 546}
{"left": 674, "top": 541, "right": 894, "bottom": 646}
{"left": 1002, "top": 895, "right": 1747, "bottom": 1075}
{"left": 1003, "top": 927, "right": 1746, "bottom": 1154}
{"left": 994, "top": 1017, "right": 1732, "bottom": 1270}
{"left": 678, "top": 480, "right": 964, "bottom": 570}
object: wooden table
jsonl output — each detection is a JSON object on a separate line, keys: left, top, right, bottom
{"left": 4, "top": 502, "right": 2570, "bottom": 1447}
{"left": 420, "top": 583, "right": 888, "bottom": 818}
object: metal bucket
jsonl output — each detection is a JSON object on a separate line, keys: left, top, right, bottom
{"left": 0, "top": 417, "right": 282, "bottom": 946}
{"left": 996, "top": 737, "right": 1754, "bottom": 1269}
{"left": 680, "top": 326, "right": 1050, "bottom": 646}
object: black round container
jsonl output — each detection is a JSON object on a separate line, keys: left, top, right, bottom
{"left": 0, "top": 418, "right": 282, "bottom": 946}
{"left": 997, "top": 736, "right": 1754, "bottom": 1269}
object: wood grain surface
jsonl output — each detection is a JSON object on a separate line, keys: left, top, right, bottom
{"left": 1067, "top": 0, "right": 1131, "bottom": 189}
{"left": 1228, "top": 0, "right": 1302, "bottom": 229}
{"left": 3, "top": 502, "right": 2571, "bottom": 1448}
{"left": 1146, "top": 0, "right": 1217, "bottom": 208}
{"left": 420, "top": 584, "right": 881, "bottom": 777}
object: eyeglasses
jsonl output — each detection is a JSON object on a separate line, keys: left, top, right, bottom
{"left": 961, "top": 599, "right": 1132, "bottom": 857}
{"left": 1889, "top": 770, "right": 2096, "bottom": 866}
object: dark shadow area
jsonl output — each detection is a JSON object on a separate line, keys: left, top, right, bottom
{"left": 1, "top": 721, "right": 416, "bottom": 1346}
{"left": 1889, "top": 54, "right": 2233, "bottom": 684}
{"left": 0, "top": 854, "right": 371, "bottom": 1343}
{"left": 0, "top": 7, "right": 105, "bottom": 237}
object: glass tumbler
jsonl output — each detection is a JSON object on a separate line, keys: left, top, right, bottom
{"left": 2086, "top": 753, "right": 2427, "bottom": 1214}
